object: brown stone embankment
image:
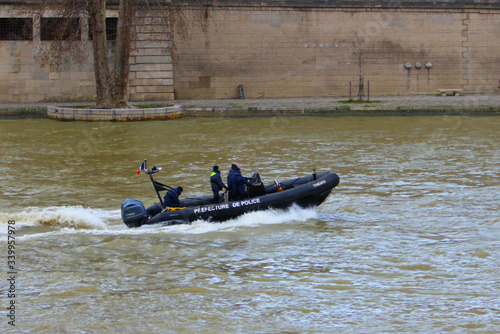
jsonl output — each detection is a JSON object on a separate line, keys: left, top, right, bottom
{"left": 1, "top": 1, "right": 500, "bottom": 103}
{"left": 172, "top": 6, "right": 500, "bottom": 99}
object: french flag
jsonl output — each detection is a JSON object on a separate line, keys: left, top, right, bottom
{"left": 137, "top": 162, "right": 146, "bottom": 175}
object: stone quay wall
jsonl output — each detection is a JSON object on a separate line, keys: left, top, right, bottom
{"left": 0, "top": 4, "right": 174, "bottom": 103}
{"left": 1, "top": 1, "right": 500, "bottom": 102}
{"left": 173, "top": 6, "right": 500, "bottom": 99}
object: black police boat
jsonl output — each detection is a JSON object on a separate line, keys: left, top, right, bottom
{"left": 121, "top": 162, "right": 340, "bottom": 228}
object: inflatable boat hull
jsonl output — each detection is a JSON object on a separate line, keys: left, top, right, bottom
{"left": 122, "top": 171, "right": 339, "bottom": 228}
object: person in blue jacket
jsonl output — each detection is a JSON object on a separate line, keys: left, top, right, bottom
{"left": 230, "top": 168, "right": 252, "bottom": 201}
{"left": 227, "top": 164, "right": 238, "bottom": 185}
{"left": 227, "top": 164, "right": 238, "bottom": 200}
{"left": 210, "top": 165, "right": 227, "bottom": 203}
{"left": 164, "top": 186, "right": 183, "bottom": 208}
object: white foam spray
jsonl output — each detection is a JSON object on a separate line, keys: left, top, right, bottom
{"left": 158, "top": 204, "right": 319, "bottom": 234}
{"left": 0, "top": 206, "right": 112, "bottom": 232}
{"left": 1, "top": 204, "right": 319, "bottom": 239}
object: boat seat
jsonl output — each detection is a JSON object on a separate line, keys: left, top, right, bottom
{"left": 248, "top": 182, "right": 266, "bottom": 198}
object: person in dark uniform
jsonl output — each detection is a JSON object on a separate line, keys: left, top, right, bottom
{"left": 227, "top": 164, "right": 238, "bottom": 201}
{"left": 210, "top": 165, "right": 227, "bottom": 203}
{"left": 163, "top": 186, "right": 183, "bottom": 208}
{"left": 227, "top": 164, "right": 238, "bottom": 185}
{"left": 230, "top": 168, "right": 252, "bottom": 201}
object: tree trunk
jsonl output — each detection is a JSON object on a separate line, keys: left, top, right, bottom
{"left": 32, "top": 0, "right": 188, "bottom": 109}
{"left": 357, "top": 74, "right": 364, "bottom": 101}
{"left": 89, "top": 0, "right": 133, "bottom": 108}
{"left": 89, "top": 0, "right": 114, "bottom": 108}
{"left": 111, "top": 0, "right": 133, "bottom": 108}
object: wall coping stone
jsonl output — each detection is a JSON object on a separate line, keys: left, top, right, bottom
{"left": 181, "top": 0, "right": 500, "bottom": 9}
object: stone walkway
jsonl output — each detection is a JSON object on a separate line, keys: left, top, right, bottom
{"left": 1, "top": 94, "right": 500, "bottom": 118}
{"left": 178, "top": 95, "right": 500, "bottom": 115}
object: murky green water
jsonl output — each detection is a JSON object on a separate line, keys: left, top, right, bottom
{"left": 1, "top": 115, "right": 499, "bottom": 333}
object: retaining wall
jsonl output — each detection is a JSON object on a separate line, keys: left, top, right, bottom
{"left": 1, "top": 2, "right": 500, "bottom": 102}
{"left": 172, "top": 7, "right": 500, "bottom": 98}
{"left": 47, "top": 105, "right": 181, "bottom": 121}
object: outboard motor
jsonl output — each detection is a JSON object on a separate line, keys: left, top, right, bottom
{"left": 121, "top": 198, "right": 148, "bottom": 228}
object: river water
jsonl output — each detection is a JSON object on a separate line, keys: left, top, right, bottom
{"left": 0, "top": 115, "right": 499, "bottom": 333}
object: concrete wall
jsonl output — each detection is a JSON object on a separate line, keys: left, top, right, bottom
{"left": 172, "top": 7, "right": 500, "bottom": 99}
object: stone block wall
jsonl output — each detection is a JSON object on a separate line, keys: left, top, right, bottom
{"left": 0, "top": 5, "right": 175, "bottom": 103}
{"left": 208, "top": 0, "right": 500, "bottom": 9}
{"left": 1, "top": 2, "right": 500, "bottom": 102}
{"left": 129, "top": 11, "right": 174, "bottom": 101}
{"left": 172, "top": 7, "right": 500, "bottom": 99}
{"left": 466, "top": 11, "right": 500, "bottom": 92}
{"left": 0, "top": 40, "right": 96, "bottom": 103}
{"left": 0, "top": 5, "right": 95, "bottom": 102}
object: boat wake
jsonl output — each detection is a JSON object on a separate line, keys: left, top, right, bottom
{"left": 2, "top": 205, "right": 319, "bottom": 238}
{"left": 162, "top": 204, "right": 319, "bottom": 234}
{"left": 0, "top": 206, "right": 114, "bottom": 232}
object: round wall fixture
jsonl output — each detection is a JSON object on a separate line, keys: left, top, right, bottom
{"left": 425, "top": 62, "right": 433, "bottom": 69}
{"left": 415, "top": 62, "right": 422, "bottom": 69}
{"left": 405, "top": 62, "right": 412, "bottom": 69}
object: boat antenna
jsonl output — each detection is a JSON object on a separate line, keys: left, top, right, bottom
{"left": 143, "top": 161, "right": 173, "bottom": 208}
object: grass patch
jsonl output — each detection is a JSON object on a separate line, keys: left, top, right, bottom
{"left": 11, "top": 107, "right": 44, "bottom": 112}
{"left": 137, "top": 104, "right": 174, "bottom": 109}
{"left": 338, "top": 99, "right": 384, "bottom": 104}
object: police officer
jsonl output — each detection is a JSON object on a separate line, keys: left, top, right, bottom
{"left": 164, "top": 186, "right": 183, "bottom": 208}
{"left": 230, "top": 168, "right": 252, "bottom": 201}
{"left": 210, "top": 166, "right": 227, "bottom": 203}
{"left": 227, "top": 164, "right": 238, "bottom": 201}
